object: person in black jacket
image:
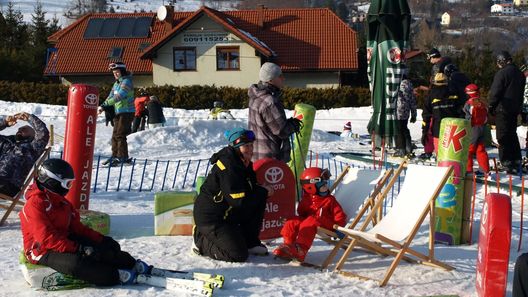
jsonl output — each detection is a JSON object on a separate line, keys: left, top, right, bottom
{"left": 488, "top": 51, "right": 526, "bottom": 174}
{"left": 192, "top": 127, "right": 269, "bottom": 263}
{"left": 146, "top": 96, "right": 166, "bottom": 129}
{"left": 444, "top": 63, "right": 471, "bottom": 108}
{"left": 421, "top": 73, "right": 464, "bottom": 154}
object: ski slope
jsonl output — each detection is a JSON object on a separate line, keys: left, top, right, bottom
{"left": 0, "top": 100, "right": 527, "bottom": 297}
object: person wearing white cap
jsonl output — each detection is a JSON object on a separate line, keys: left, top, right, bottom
{"left": 248, "top": 62, "right": 301, "bottom": 162}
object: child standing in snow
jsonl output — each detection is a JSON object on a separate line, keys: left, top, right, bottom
{"left": 340, "top": 121, "right": 353, "bottom": 138}
{"left": 273, "top": 167, "right": 347, "bottom": 262}
{"left": 463, "top": 84, "right": 489, "bottom": 175}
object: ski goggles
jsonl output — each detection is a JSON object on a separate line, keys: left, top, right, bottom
{"left": 41, "top": 168, "right": 75, "bottom": 189}
{"left": 232, "top": 130, "right": 255, "bottom": 147}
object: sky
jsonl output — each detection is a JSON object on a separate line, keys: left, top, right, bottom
{"left": 0, "top": 99, "right": 527, "bottom": 297}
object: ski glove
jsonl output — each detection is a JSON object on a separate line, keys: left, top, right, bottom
{"left": 79, "top": 244, "right": 96, "bottom": 257}
{"left": 287, "top": 117, "right": 302, "bottom": 133}
{"left": 100, "top": 236, "right": 121, "bottom": 252}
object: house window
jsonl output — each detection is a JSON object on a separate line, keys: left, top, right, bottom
{"left": 173, "top": 47, "right": 196, "bottom": 71}
{"left": 108, "top": 47, "right": 123, "bottom": 60}
{"left": 216, "top": 47, "right": 240, "bottom": 70}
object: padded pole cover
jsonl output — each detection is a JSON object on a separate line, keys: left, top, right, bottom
{"left": 254, "top": 158, "right": 296, "bottom": 240}
{"left": 64, "top": 85, "right": 99, "bottom": 210}
{"left": 288, "top": 103, "right": 316, "bottom": 199}
{"left": 435, "top": 117, "right": 471, "bottom": 245}
{"left": 476, "top": 193, "right": 511, "bottom": 297}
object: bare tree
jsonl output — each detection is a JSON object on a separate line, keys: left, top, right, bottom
{"left": 64, "top": 0, "right": 107, "bottom": 20}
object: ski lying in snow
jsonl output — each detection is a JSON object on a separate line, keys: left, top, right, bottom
{"left": 136, "top": 274, "right": 214, "bottom": 296}
{"left": 150, "top": 267, "right": 225, "bottom": 288}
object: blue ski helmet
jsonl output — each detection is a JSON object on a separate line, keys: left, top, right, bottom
{"left": 224, "top": 128, "right": 255, "bottom": 148}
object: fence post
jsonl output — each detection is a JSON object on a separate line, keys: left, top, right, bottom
{"left": 128, "top": 158, "right": 136, "bottom": 192}
{"left": 161, "top": 160, "right": 170, "bottom": 191}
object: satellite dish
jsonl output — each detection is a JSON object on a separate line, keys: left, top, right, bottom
{"left": 157, "top": 6, "right": 168, "bottom": 21}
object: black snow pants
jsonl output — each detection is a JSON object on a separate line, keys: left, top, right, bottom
{"left": 194, "top": 186, "right": 267, "bottom": 263}
{"left": 38, "top": 236, "right": 136, "bottom": 286}
{"left": 514, "top": 253, "right": 528, "bottom": 297}
{"left": 495, "top": 112, "right": 521, "bottom": 168}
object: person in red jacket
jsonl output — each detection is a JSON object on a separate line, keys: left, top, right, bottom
{"left": 273, "top": 167, "right": 347, "bottom": 262}
{"left": 463, "top": 84, "right": 490, "bottom": 175}
{"left": 20, "top": 158, "right": 149, "bottom": 286}
{"left": 131, "top": 92, "right": 150, "bottom": 133}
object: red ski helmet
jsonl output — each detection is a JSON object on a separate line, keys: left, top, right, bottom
{"left": 464, "top": 84, "right": 480, "bottom": 99}
{"left": 300, "top": 167, "right": 331, "bottom": 194}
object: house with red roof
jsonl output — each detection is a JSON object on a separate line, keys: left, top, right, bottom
{"left": 45, "top": 6, "right": 358, "bottom": 88}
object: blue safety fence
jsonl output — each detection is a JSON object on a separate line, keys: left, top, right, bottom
{"left": 49, "top": 150, "right": 388, "bottom": 194}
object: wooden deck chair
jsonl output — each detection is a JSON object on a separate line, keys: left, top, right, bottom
{"left": 330, "top": 164, "right": 454, "bottom": 287}
{"left": 0, "top": 147, "right": 51, "bottom": 226}
{"left": 319, "top": 161, "right": 407, "bottom": 268}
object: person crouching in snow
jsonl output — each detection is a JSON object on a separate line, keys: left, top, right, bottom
{"left": 340, "top": 121, "right": 353, "bottom": 138}
{"left": 20, "top": 158, "right": 151, "bottom": 286}
{"left": 273, "top": 167, "right": 347, "bottom": 262}
{"left": 463, "top": 84, "right": 490, "bottom": 175}
{"left": 192, "top": 127, "right": 269, "bottom": 262}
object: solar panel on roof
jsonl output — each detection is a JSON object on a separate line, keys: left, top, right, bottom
{"left": 132, "top": 17, "right": 152, "bottom": 37}
{"left": 83, "top": 17, "right": 153, "bottom": 39}
{"left": 116, "top": 18, "right": 135, "bottom": 37}
{"left": 83, "top": 18, "right": 105, "bottom": 38}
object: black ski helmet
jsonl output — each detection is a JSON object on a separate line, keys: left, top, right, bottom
{"left": 37, "top": 159, "right": 75, "bottom": 196}
{"left": 496, "top": 51, "right": 512, "bottom": 68}
{"left": 213, "top": 101, "right": 224, "bottom": 108}
{"left": 443, "top": 64, "right": 458, "bottom": 78}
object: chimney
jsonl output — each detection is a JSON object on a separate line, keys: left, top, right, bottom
{"left": 257, "top": 4, "right": 266, "bottom": 29}
{"left": 164, "top": 5, "right": 175, "bottom": 30}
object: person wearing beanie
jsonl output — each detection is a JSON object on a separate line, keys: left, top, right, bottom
{"left": 248, "top": 62, "right": 302, "bottom": 162}
{"left": 192, "top": 128, "right": 270, "bottom": 262}
{"left": 341, "top": 122, "right": 353, "bottom": 138}
{"left": 415, "top": 48, "right": 452, "bottom": 93}
{"left": 421, "top": 73, "right": 463, "bottom": 154}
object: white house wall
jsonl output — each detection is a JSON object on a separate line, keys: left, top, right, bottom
{"left": 152, "top": 15, "right": 261, "bottom": 88}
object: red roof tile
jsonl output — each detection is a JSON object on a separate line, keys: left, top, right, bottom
{"left": 45, "top": 7, "right": 357, "bottom": 76}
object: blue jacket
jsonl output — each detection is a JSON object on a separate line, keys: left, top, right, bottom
{"left": 0, "top": 114, "right": 49, "bottom": 189}
{"left": 102, "top": 75, "right": 135, "bottom": 114}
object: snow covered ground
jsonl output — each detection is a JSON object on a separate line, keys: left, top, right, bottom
{"left": 3, "top": 0, "right": 240, "bottom": 25}
{"left": 0, "top": 99, "right": 527, "bottom": 297}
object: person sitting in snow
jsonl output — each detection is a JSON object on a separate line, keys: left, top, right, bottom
{"left": 0, "top": 112, "right": 49, "bottom": 197}
{"left": 20, "top": 158, "right": 151, "bottom": 286}
{"left": 192, "top": 127, "right": 269, "bottom": 262}
{"left": 273, "top": 167, "right": 347, "bottom": 263}
{"left": 340, "top": 122, "right": 353, "bottom": 138}
{"left": 146, "top": 95, "right": 166, "bottom": 129}
{"left": 207, "top": 100, "right": 235, "bottom": 120}
{"left": 463, "top": 84, "right": 489, "bottom": 175}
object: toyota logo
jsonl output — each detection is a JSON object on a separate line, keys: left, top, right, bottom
{"left": 85, "top": 93, "right": 98, "bottom": 105}
{"left": 264, "top": 167, "right": 283, "bottom": 184}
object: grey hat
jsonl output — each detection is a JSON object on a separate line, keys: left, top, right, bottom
{"left": 259, "top": 62, "right": 282, "bottom": 82}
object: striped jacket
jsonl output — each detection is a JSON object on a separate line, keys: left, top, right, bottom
{"left": 248, "top": 82, "right": 296, "bottom": 163}
{"left": 0, "top": 114, "right": 49, "bottom": 189}
{"left": 102, "top": 75, "right": 135, "bottom": 114}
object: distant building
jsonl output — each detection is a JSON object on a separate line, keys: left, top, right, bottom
{"left": 440, "top": 12, "right": 451, "bottom": 26}
{"left": 491, "top": 3, "right": 515, "bottom": 14}
{"left": 45, "top": 6, "right": 358, "bottom": 89}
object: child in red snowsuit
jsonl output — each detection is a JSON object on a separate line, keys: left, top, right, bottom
{"left": 273, "top": 167, "right": 347, "bottom": 262}
{"left": 463, "top": 84, "right": 489, "bottom": 174}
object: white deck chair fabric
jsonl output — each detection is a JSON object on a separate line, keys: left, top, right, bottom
{"left": 332, "top": 168, "right": 386, "bottom": 220}
{"left": 345, "top": 165, "right": 450, "bottom": 243}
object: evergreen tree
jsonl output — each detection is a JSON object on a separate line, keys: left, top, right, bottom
{"left": 3, "top": 2, "right": 29, "bottom": 51}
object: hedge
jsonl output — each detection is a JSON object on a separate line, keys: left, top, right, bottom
{"left": 0, "top": 81, "right": 372, "bottom": 109}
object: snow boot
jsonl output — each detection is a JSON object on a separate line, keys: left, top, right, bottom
{"left": 191, "top": 226, "right": 202, "bottom": 256}
{"left": 248, "top": 243, "right": 268, "bottom": 256}
{"left": 134, "top": 259, "right": 153, "bottom": 275}
{"left": 118, "top": 269, "right": 137, "bottom": 285}
{"left": 273, "top": 244, "right": 295, "bottom": 260}
{"left": 102, "top": 157, "right": 115, "bottom": 166}
{"left": 290, "top": 244, "right": 308, "bottom": 262}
